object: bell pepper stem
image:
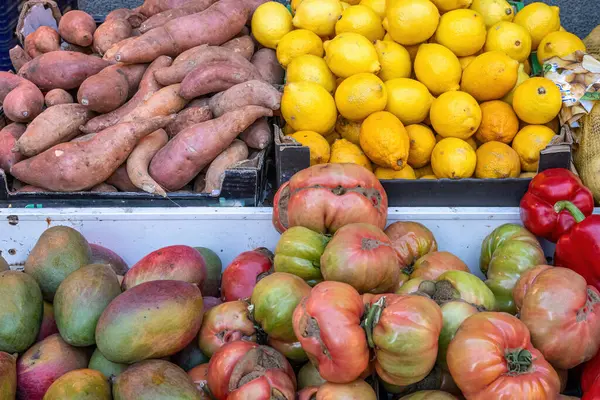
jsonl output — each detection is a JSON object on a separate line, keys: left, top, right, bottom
{"left": 554, "top": 200, "right": 586, "bottom": 223}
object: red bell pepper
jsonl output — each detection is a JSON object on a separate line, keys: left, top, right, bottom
{"left": 583, "top": 376, "right": 600, "bottom": 400}
{"left": 520, "top": 169, "right": 594, "bottom": 243}
{"left": 554, "top": 201, "right": 600, "bottom": 291}
{"left": 583, "top": 351, "right": 600, "bottom": 393}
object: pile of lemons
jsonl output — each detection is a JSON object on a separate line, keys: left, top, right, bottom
{"left": 251, "top": 0, "right": 586, "bottom": 180}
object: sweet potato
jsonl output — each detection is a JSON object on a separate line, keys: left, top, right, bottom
{"left": 106, "top": 165, "right": 142, "bottom": 192}
{"left": 193, "top": 169, "right": 206, "bottom": 192}
{"left": 221, "top": 35, "right": 255, "bottom": 61}
{"left": 240, "top": 117, "right": 272, "bottom": 150}
{"left": 137, "top": 0, "right": 198, "bottom": 17}
{"left": 187, "top": 97, "right": 211, "bottom": 108}
{"left": 71, "top": 133, "right": 96, "bottom": 143}
{"left": 208, "top": 80, "right": 281, "bottom": 117}
{"left": 121, "top": 83, "right": 188, "bottom": 123}
{"left": 17, "top": 185, "right": 49, "bottom": 193}
{"left": 77, "top": 63, "right": 148, "bottom": 113}
{"left": 149, "top": 105, "right": 273, "bottom": 190}
{"left": 91, "top": 183, "right": 118, "bottom": 192}
{"left": 154, "top": 45, "right": 256, "bottom": 86}
{"left": 11, "top": 115, "right": 175, "bottom": 192}
{"left": 180, "top": 61, "right": 262, "bottom": 100}
{"left": 93, "top": 18, "right": 133, "bottom": 55}
{"left": 116, "top": 0, "right": 250, "bottom": 64}
{"left": 0, "top": 123, "right": 26, "bottom": 172}
{"left": 103, "top": 37, "right": 137, "bottom": 62}
{"left": 9, "top": 46, "right": 31, "bottom": 72}
{"left": 139, "top": 0, "right": 219, "bottom": 33}
{"left": 18, "top": 51, "right": 110, "bottom": 90}
{"left": 15, "top": 104, "right": 95, "bottom": 157}
{"left": 81, "top": 55, "right": 172, "bottom": 133}
{"left": 58, "top": 10, "right": 96, "bottom": 47}
{"left": 166, "top": 105, "right": 212, "bottom": 137}
{"left": 251, "top": 48, "right": 284, "bottom": 85}
{"left": 0, "top": 72, "right": 44, "bottom": 123}
{"left": 203, "top": 139, "right": 248, "bottom": 193}
{"left": 127, "top": 129, "right": 169, "bottom": 196}
{"left": 24, "top": 26, "right": 61, "bottom": 58}
{"left": 45, "top": 89, "right": 74, "bottom": 107}
{"left": 105, "top": 8, "right": 146, "bottom": 28}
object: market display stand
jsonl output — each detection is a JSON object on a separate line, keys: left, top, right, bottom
{"left": 0, "top": 207, "right": 560, "bottom": 276}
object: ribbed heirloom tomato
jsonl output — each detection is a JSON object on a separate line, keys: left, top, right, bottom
{"left": 447, "top": 312, "right": 560, "bottom": 399}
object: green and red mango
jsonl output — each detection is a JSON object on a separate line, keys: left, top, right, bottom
{"left": 43, "top": 369, "right": 111, "bottom": 400}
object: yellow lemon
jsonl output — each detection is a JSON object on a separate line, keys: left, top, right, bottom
{"left": 292, "top": 0, "right": 343, "bottom": 37}
{"left": 290, "top": 131, "right": 332, "bottom": 165}
{"left": 251, "top": 2, "right": 293, "bottom": 49}
{"left": 430, "top": 91, "right": 482, "bottom": 139}
{"left": 281, "top": 81, "right": 337, "bottom": 134}
{"left": 475, "top": 141, "right": 521, "bottom": 178}
{"left": 475, "top": 100, "right": 519, "bottom": 144}
{"left": 414, "top": 43, "right": 462, "bottom": 96}
{"left": 520, "top": 172, "right": 536, "bottom": 178}
{"left": 383, "top": 0, "right": 440, "bottom": 46}
{"left": 375, "top": 40, "right": 412, "bottom": 82}
{"left": 512, "top": 125, "right": 556, "bottom": 171}
{"left": 420, "top": 174, "right": 438, "bottom": 179}
{"left": 461, "top": 51, "right": 519, "bottom": 101}
{"left": 385, "top": 78, "right": 434, "bottom": 125}
{"left": 469, "top": 0, "right": 514, "bottom": 28}
{"left": 335, "top": 116, "right": 362, "bottom": 145}
{"left": 330, "top": 138, "right": 373, "bottom": 171}
{"left": 430, "top": 0, "right": 472, "bottom": 14}
{"left": 431, "top": 137, "right": 477, "bottom": 178}
{"left": 375, "top": 165, "right": 417, "bottom": 179}
{"left": 335, "top": 5, "right": 385, "bottom": 42}
{"left": 484, "top": 21, "right": 532, "bottom": 62}
{"left": 383, "top": 33, "right": 394, "bottom": 42}
{"left": 335, "top": 73, "right": 388, "bottom": 121}
{"left": 406, "top": 124, "right": 436, "bottom": 168}
{"left": 435, "top": 9, "right": 487, "bottom": 57}
{"left": 360, "top": 111, "right": 410, "bottom": 170}
{"left": 282, "top": 124, "right": 295, "bottom": 136}
{"left": 501, "top": 63, "right": 529, "bottom": 106}
{"left": 324, "top": 33, "right": 381, "bottom": 78}
{"left": 459, "top": 55, "right": 477, "bottom": 70}
{"left": 512, "top": 77, "right": 562, "bottom": 124}
{"left": 436, "top": 134, "right": 477, "bottom": 150}
{"left": 291, "top": 0, "right": 305, "bottom": 13}
{"left": 340, "top": 1, "right": 351, "bottom": 10}
{"left": 360, "top": 0, "right": 386, "bottom": 19}
{"left": 537, "top": 31, "right": 586, "bottom": 64}
{"left": 276, "top": 29, "right": 324, "bottom": 68}
{"left": 286, "top": 54, "right": 337, "bottom": 94}
{"left": 514, "top": 2, "right": 560, "bottom": 49}
{"left": 415, "top": 164, "right": 435, "bottom": 177}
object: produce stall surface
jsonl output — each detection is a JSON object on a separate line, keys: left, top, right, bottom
{"left": 0, "top": 207, "right": 563, "bottom": 274}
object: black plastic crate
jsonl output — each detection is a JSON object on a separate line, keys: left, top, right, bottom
{"left": 275, "top": 125, "right": 573, "bottom": 207}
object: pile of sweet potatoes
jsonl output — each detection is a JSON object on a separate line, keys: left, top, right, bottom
{"left": 0, "top": 0, "right": 284, "bottom": 196}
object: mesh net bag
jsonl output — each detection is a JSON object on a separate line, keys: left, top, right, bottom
{"left": 584, "top": 25, "right": 600, "bottom": 59}
{"left": 575, "top": 103, "right": 600, "bottom": 203}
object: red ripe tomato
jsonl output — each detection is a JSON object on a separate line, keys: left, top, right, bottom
{"left": 220, "top": 248, "right": 273, "bottom": 302}
{"left": 447, "top": 312, "right": 560, "bottom": 399}
{"left": 512, "top": 265, "right": 553, "bottom": 313}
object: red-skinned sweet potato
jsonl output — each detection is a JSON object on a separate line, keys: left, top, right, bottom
{"left": 9, "top": 45, "right": 31, "bottom": 72}
{"left": 180, "top": 61, "right": 262, "bottom": 100}
{"left": 0, "top": 72, "right": 44, "bottom": 123}
{"left": 251, "top": 48, "right": 285, "bottom": 85}
{"left": 0, "top": 123, "right": 26, "bottom": 172}
{"left": 81, "top": 55, "right": 172, "bottom": 133}
{"left": 138, "top": 0, "right": 219, "bottom": 33}
{"left": 116, "top": 0, "right": 250, "bottom": 63}
{"left": 45, "top": 89, "right": 74, "bottom": 107}
{"left": 106, "top": 165, "right": 143, "bottom": 192}
{"left": 93, "top": 18, "right": 133, "bottom": 55}
{"left": 58, "top": 10, "right": 97, "bottom": 47}
{"left": 149, "top": 105, "right": 273, "bottom": 190}
{"left": 15, "top": 104, "right": 95, "bottom": 157}
{"left": 78, "top": 63, "right": 148, "bottom": 113}
{"left": 154, "top": 45, "right": 257, "bottom": 86}
{"left": 127, "top": 129, "right": 169, "bottom": 196}
{"left": 24, "top": 26, "right": 61, "bottom": 58}
{"left": 166, "top": 105, "right": 213, "bottom": 137}
{"left": 105, "top": 8, "right": 146, "bottom": 28}
{"left": 103, "top": 37, "right": 137, "bottom": 62}
{"left": 204, "top": 140, "right": 248, "bottom": 193}
{"left": 16, "top": 185, "right": 49, "bottom": 193}
{"left": 208, "top": 80, "right": 281, "bottom": 117}
{"left": 90, "top": 183, "right": 119, "bottom": 192}
{"left": 137, "top": 0, "right": 198, "bottom": 16}
{"left": 18, "top": 51, "right": 110, "bottom": 90}
{"left": 221, "top": 35, "right": 255, "bottom": 60}
{"left": 121, "top": 83, "right": 188, "bottom": 123}
{"left": 240, "top": 118, "right": 272, "bottom": 150}
{"left": 11, "top": 115, "right": 175, "bottom": 192}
